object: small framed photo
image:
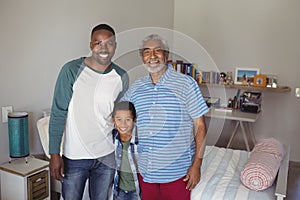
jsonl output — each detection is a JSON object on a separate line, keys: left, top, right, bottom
{"left": 266, "top": 74, "right": 278, "bottom": 88}
{"left": 253, "top": 74, "right": 267, "bottom": 87}
{"left": 235, "top": 68, "right": 260, "bottom": 85}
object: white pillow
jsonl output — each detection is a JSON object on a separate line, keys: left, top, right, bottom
{"left": 37, "top": 116, "right": 64, "bottom": 158}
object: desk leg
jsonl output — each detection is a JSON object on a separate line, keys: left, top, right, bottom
{"left": 247, "top": 122, "right": 256, "bottom": 146}
{"left": 240, "top": 121, "right": 250, "bottom": 151}
{"left": 227, "top": 121, "right": 239, "bottom": 148}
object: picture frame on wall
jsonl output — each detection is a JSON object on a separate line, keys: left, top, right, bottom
{"left": 266, "top": 74, "right": 278, "bottom": 88}
{"left": 253, "top": 74, "right": 267, "bottom": 87}
{"left": 235, "top": 68, "right": 260, "bottom": 85}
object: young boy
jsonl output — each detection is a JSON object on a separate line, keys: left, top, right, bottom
{"left": 112, "top": 101, "right": 140, "bottom": 200}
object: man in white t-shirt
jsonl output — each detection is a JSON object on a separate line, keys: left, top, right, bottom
{"left": 49, "top": 24, "right": 129, "bottom": 200}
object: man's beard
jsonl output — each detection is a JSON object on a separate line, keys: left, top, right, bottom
{"left": 143, "top": 63, "right": 165, "bottom": 73}
{"left": 143, "top": 58, "right": 166, "bottom": 73}
{"left": 92, "top": 51, "right": 112, "bottom": 67}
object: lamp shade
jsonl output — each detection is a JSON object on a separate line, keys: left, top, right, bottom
{"left": 8, "top": 112, "right": 29, "bottom": 158}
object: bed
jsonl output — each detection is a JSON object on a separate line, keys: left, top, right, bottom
{"left": 37, "top": 116, "right": 289, "bottom": 200}
{"left": 191, "top": 145, "right": 290, "bottom": 200}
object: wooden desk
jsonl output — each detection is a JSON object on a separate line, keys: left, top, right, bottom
{"left": 205, "top": 108, "right": 261, "bottom": 151}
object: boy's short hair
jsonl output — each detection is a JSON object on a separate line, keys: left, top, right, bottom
{"left": 112, "top": 101, "right": 136, "bottom": 120}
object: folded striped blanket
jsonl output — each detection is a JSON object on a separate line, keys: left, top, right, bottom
{"left": 240, "top": 138, "right": 284, "bottom": 191}
{"left": 191, "top": 146, "right": 275, "bottom": 200}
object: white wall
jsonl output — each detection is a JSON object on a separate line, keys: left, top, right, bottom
{"left": 174, "top": 0, "right": 300, "bottom": 161}
{"left": 1, "top": 0, "right": 299, "bottom": 167}
{"left": 0, "top": 0, "right": 174, "bottom": 165}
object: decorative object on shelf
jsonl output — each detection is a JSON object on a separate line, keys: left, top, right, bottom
{"left": 266, "top": 74, "right": 278, "bottom": 88}
{"left": 8, "top": 112, "right": 29, "bottom": 163}
{"left": 253, "top": 74, "right": 267, "bottom": 87}
{"left": 219, "top": 72, "right": 226, "bottom": 84}
{"left": 225, "top": 71, "right": 234, "bottom": 85}
{"left": 235, "top": 68, "right": 260, "bottom": 85}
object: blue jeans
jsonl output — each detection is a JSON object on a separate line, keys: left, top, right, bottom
{"left": 62, "top": 152, "right": 116, "bottom": 200}
{"left": 113, "top": 189, "right": 138, "bottom": 200}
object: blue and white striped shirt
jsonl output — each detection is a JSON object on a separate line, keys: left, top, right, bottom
{"left": 121, "top": 66, "right": 208, "bottom": 183}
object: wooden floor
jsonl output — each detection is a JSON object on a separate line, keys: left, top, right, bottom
{"left": 51, "top": 192, "right": 60, "bottom": 200}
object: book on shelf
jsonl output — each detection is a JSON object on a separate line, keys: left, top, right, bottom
{"left": 167, "top": 60, "right": 200, "bottom": 82}
{"left": 167, "top": 60, "right": 228, "bottom": 85}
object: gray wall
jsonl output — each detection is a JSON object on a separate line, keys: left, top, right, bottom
{"left": 174, "top": 0, "right": 300, "bottom": 161}
{"left": 1, "top": 0, "right": 299, "bottom": 170}
{"left": 0, "top": 0, "right": 174, "bottom": 165}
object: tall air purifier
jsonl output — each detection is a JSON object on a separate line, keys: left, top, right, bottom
{"left": 8, "top": 112, "right": 29, "bottom": 163}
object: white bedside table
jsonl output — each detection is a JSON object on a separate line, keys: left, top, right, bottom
{"left": 0, "top": 157, "right": 50, "bottom": 200}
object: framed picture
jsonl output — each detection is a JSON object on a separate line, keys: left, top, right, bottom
{"left": 235, "top": 68, "right": 260, "bottom": 85}
{"left": 253, "top": 74, "right": 267, "bottom": 87}
{"left": 266, "top": 74, "right": 278, "bottom": 88}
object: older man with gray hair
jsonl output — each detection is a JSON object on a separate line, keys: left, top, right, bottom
{"left": 121, "top": 34, "right": 208, "bottom": 200}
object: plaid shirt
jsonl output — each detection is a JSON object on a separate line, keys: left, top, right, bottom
{"left": 112, "top": 127, "right": 140, "bottom": 199}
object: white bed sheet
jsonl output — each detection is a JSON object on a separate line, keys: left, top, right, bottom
{"left": 191, "top": 146, "right": 276, "bottom": 200}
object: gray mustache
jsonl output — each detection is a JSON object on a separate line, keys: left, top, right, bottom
{"left": 147, "top": 58, "right": 160, "bottom": 63}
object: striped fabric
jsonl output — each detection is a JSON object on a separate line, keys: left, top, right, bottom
{"left": 240, "top": 138, "right": 284, "bottom": 191}
{"left": 191, "top": 146, "right": 276, "bottom": 200}
{"left": 121, "top": 66, "right": 208, "bottom": 183}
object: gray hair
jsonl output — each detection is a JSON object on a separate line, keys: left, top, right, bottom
{"left": 139, "top": 34, "right": 169, "bottom": 55}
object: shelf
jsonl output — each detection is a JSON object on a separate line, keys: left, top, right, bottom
{"left": 199, "top": 83, "right": 291, "bottom": 92}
